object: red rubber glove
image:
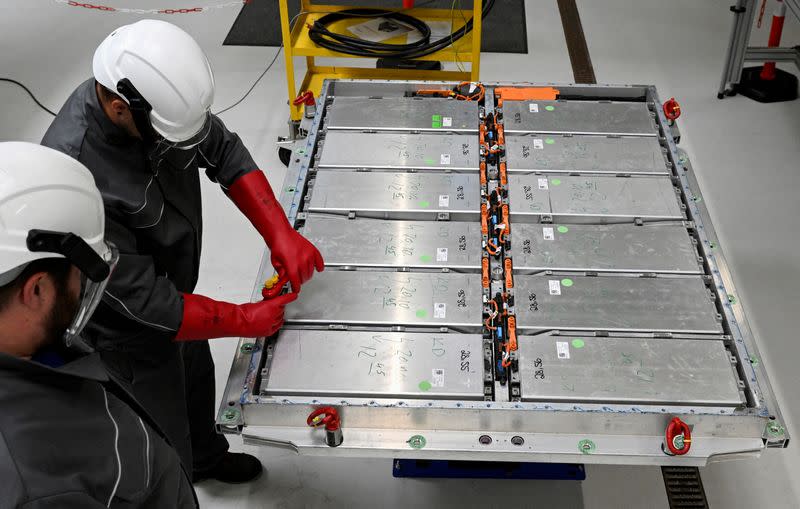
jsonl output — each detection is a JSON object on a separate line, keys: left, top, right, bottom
{"left": 175, "top": 292, "right": 298, "bottom": 341}
{"left": 228, "top": 170, "right": 324, "bottom": 293}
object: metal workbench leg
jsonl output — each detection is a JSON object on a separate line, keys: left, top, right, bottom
{"left": 718, "top": 0, "right": 757, "bottom": 98}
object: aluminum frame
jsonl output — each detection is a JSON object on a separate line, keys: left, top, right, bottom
{"left": 217, "top": 80, "right": 788, "bottom": 468}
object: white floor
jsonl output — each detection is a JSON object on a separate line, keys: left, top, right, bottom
{"left": 2, "top": 1, "right": 799, "bottom": 507}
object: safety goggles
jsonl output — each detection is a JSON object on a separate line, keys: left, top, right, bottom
{"left": 27, "top": 230, "right": 119, "bottom": 352}
{"left": 117, "top": 78, "right": 211, "bottom": 150}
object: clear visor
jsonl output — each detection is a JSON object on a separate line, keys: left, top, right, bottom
{"left": 154, "top": 111, "right": 213, "bottom": 152}
{"left": 63, "top": 243, "right": 119, "bottom": 352}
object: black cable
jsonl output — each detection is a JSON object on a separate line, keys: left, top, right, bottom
{"left": 307, "top": 1, "right": 494, "bottom": 60}
{"left": 0, "top": 78, "right": 57, "bottom": 116}
{"left": 214, "top": 46, "right": 282, "bottom": 115}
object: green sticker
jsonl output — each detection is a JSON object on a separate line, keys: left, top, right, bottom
{"left": 545, "top": 105, "right": 555, "bottom": 111}
{"left": 572, "top": 339, "right": 585, "bottom": 348}
{"left": 545, "top": 138, "right": 555, "bottom": 145}
{"left": 418, "top": 200, "right": 430, "bottom": 208}
{"left": 561, "top": 278, "right": 574, "bottom": 287}
{"left": 420, "top": 254, "right": 432, "bottom": 262}
{"left": 416, "top": 309, "right": 427, "bottom": 318}
{"left": 407, "top": 435, "right": 427, "bottom": 449}
{"left": 432, "top": 121, "right": 442, "bottom": 128}
{"left": 557, "top": 225, "right": 569, "bottom": 233}
{"left": 432, "top": 114, "right": 442, "bottom": 122}
{"left": 750, "top": 357, "right": 759, "bottom": 366}
{"left": 551, "top": 178, "right": 562, "bottom": 186}
{"left": 424, "top": 158, "right": 435, "bottom": 165}
{"left": 418, "top": 380, "right": 432, "bottom": 391}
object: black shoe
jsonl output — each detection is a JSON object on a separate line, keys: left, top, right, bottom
{"left": 193, "top": 452, "right": 263, "bottom": 484}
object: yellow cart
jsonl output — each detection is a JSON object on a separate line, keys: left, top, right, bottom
{"left": 279, "top": 0, "right": 484, "bottom": 123}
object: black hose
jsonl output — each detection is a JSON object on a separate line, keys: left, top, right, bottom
{"left": 307, "top": 1, "right": 495, "bottom": 60}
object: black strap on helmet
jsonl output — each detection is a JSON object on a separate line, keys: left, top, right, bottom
{"left": 27, "top": 230, "right": 110, "bottom": 282}
{"left": 116, "top": 78, "right": 157, "bottom": 144}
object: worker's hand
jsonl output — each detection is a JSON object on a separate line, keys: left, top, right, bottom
{"left": 269, "top": 228, "right": 324, "bottom": 293}
{"left": 239, "top": 292, "right": 299, "bottom": 337}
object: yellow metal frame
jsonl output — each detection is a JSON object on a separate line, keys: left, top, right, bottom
{"left": 280, "top": 0, "right": 483, "bottom": 121}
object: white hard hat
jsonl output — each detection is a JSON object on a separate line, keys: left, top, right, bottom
{"left": 0, "top": 142, "right": 118, "bottom": 350}
{"left": 93, "top": 19, "right": 215, "bottom": 144}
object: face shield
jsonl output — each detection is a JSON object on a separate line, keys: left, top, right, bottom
{"left": 27, "top": 230, "right": 119, "bottom": 353}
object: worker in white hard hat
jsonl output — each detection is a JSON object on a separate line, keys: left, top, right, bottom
{"left": 42, "top": 19, "right": 323, "bottom": 483}
{"left": 0, "top": 141, "right": 197, "bottom": 508}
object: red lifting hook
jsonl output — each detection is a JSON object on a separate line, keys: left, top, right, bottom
{"left": 663, "top": 98, "right": 681, "bottom": 121}
{"left": 664, "top": 417, "right": 692, "bottom": 456}
{"left": 307, "top": 407, "right": 343, "bottom": 447}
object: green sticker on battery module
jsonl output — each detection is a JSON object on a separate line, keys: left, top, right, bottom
{"left": 420, "top": 255, "right": 432, "bottom": 262}
{"left": 557, "top": 225, "right": 569, "bottom": 233}
{"left": 432, "top": 114, "right": 442, "bottom": 128}
{"left": 545, "top": 138, "right": 555, "bottom": 144}
{"left": 407, "top": 435, "right": 427, "bottom": 449}
{"left": 551, "top": 178, "right": 562, "bottom": 186}
{"left": 418, "top": 200, "right": 430, "bottom": 208}
{"left": 416, "top": 309, "right": 427, "bottom": 318}
{"left": 545, "top": 105, "right": 555, "bottom": 111}
{"left": 418, "top": 381, "right": 432, "bottom": 391}
{"left": 572, "top": 339, "right": 585, "bottom": 348}
{"left": 561, "top": 278, "right": 574, "bottom": 287}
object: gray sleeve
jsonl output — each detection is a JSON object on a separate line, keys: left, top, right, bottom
{"left": 101, "top": 216, "right": 183, "bottom": 334}
{"left": 0, "top": 429, "right": 26, "bottom": 509}
{"left": 197, "top": 114, "right": 259, "bottom": 188}
{"left": 19, "top": 493, "right": 107, "bottom": 509}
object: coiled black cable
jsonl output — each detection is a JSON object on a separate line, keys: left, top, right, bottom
{"left": 307, "top": 1, "right": 495, "bottom": 60}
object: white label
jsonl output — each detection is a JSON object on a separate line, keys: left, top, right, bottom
{"left": 434, "top": 302, "right": 447, "bottom": 318}
{"left": 529, "top": 103, "right": 539, "bottom": 113}
{"left": 549, "top": 280, "right": 562, "bottom": 296}
{"left": 438, "top": 194, "right": 450, "bottom": 208}
{"left": 432, "top": 369, "right": 445, "bottom": 387}
{"left": 556, "top": 341, "right": 570, "bottom": 359}
{"left": 538, "top": 177, "right": 549, "bottom": 190}
{"left": 436, "top": 247, "right": 448, "bottom": 261}
{"left": 440, "top": 153, "right": 451, "bottom": 165}
{"left": 543, "top": 227, "right": 554, "bottom": 240}
{"left": 442, "top": 116, "right": 453, "bottom": 127}
{"left": 533, "top": 138, "right": 544, "bottom": 150}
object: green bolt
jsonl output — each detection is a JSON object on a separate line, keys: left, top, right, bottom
{"left": 727, "top": 295, "right": 737, "bottom": 305}
{"left": 222, "top": 409, "right": 240, "bottom": 422}
{"left": 767, "top": 422, "right": 784, "bottom": 436}
{"left": 407, "top": 435, "right": 427, "bottom": 449}
{"left": 678, "top": 155, "right": 687, "bottom": 164}
{"left": 578, "top": 439, "right": 596, "bottom": 454}
{"left": 240, "top": 343, "right": 257, "bottom": 354}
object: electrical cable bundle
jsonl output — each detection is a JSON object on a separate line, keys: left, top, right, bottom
{"left": 307, "top": 1, "right": 495, "bottom": 60}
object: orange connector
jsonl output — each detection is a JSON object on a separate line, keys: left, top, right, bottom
{"left": 480, "top": 203, "right": 489, "bottom": 235}
{"left": 504, "top": 259, "right": 513, "bottom": 289}
{"left": 497, "top": 124, "right": 505, "bottom": 146}
{"left": 479, "top": 161, "right": 487, "bottom": 186}
{"left": 507, "top": 316, "right": 517, "bottom": 351}
{"left": 479, "top": 124, "right": 486, "bottom": 145}
{"left": 499, "top": 162, "right": 508, "bottom": 186}
{"left": 481, "top": 257, "right": 490, "bottom": 288}
{"left": 494, "top": 87, "right": 560, "bottom": 101}
{"left": 501, "top": 204, "right": 510, "bottom": 234}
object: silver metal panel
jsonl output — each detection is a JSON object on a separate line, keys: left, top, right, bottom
{"left": 302, "top": 215, "right": 482, "bottom": 270}
{"left": 505, "top": 134, "right": 669, "bottom": 175}
{"left": 503, "top": 100, "right": 657, "bottom": 136}
{"left": 286, "top": 271, "right": 483, "bottom": 330}
{"left": 308, "top": 171, "right": 480, "bottom": 220}
{"left": 325, "top": 97, "right": 478, "bottom": 132}
{"left": 514, "top": 275, "right": 722, "bottom": 334}
{"left": 518, "top": 334, "right": 743, "bottom": 406}
{"left": 264, "top": 330, "right": 485, "bottom": 400}
{"left": 508, "top": 175, "right": 683, "bottom": 222}
{"left": 513, "top": 223, "right": 700, "bottom": 274}
{"left": 318, "top": 131, "right": 479, "bottom": 171}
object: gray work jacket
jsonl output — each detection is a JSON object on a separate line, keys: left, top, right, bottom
{"left": 0, "top": 352, "right": 197, "bottom": 508}
{"left": 42, "top": 79, "right": 258, "bottom": 350}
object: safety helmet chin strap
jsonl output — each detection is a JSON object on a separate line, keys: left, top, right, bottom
{"left": 115, "top": 78, "right": 158, "bottom": 145}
